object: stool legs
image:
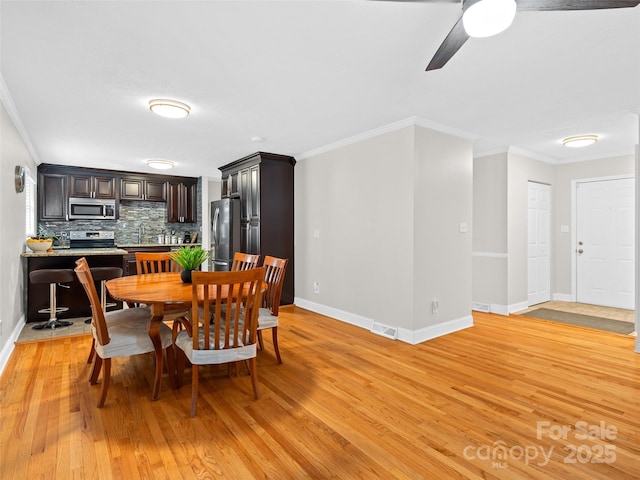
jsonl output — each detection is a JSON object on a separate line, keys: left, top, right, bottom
{"left": 32, "top": 282, "right": 74, "bottom": 330}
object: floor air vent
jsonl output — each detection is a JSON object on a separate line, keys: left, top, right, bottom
{"left": 371, "top": 322, "right": 398, "bottom": 340}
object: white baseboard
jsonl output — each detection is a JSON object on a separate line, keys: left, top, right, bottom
{"left": 404, "top": 315, "right": 474, "bottom": 345}
{"left": 553, "top": 293, "right": 574, "bottom": 302}
{"left": 490, "top": 304, "right": 510, "bottom": 316}
{"left": 509, "top": 301, "right": 529, "bottom": 314}
{"left": 471, "top": 302, "right": 509, "bottom": 316}
{"left": 294, "top": 297, "right": 473, "bottom": 345}
{"left": 0, "top": 315, "right": 25, "bottom": 377}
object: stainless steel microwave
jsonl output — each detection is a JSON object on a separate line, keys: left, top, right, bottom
{"left": 68, "top": 197, "right": 116, "bottom": 220}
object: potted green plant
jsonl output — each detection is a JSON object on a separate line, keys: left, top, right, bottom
{"left": 169, "top": 246, "right": 210, "bottom": 283}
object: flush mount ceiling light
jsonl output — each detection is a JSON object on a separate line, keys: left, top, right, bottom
{"left": 562, "top": 135, "right": 599, "bottom": 148}
{"left": 148, "top": 99, "right": 191, "bottom": 119}
{"left": 462, "top": 0, "right": 517, "bottom": 38}
{"left": 146, "top": 159, "right": 175, "bottom": 170}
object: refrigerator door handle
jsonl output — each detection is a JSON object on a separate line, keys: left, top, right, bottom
{"left": 212, "top": 207, "right": 220, "bottom": 245}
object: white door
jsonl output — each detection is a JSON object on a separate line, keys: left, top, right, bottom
{"left": 528, "top": 182, "right": 551, "bottom": 306}
{"left": 576, "top": 178, "right": 635, "bottom": 309}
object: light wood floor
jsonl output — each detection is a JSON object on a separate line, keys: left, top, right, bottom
{"left": 2, "top": 307, "right": 640, "bottom": 479}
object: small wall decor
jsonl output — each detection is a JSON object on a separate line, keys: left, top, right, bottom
{"left": 15, "top": 165, "right": 25, "bottom": 193}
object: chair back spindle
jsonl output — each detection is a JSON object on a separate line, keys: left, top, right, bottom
{"left": 136, "top": 252, "right": 182, "bottom": 274}
{"left": 230, "top": 252, "right": 260, "bottom": 271}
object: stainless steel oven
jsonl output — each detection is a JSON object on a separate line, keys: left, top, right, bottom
{"left": 68, "top": 197, "right": 116, "bottom": 220}
{"left": 69, "top": 231, "right": 116, "bottom": 248}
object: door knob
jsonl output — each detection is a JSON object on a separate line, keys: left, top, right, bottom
{"left": 578, "top": 249, "right": 584, "bottom": 254}
{"left": 578, "top": 241, "right": 583, "bottom": 245}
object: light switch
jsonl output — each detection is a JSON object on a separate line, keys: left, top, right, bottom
{"left": 459, "top": 222, "right": 468, "bottom": 233}
{"left": 313, "top": 229, "right": 320, "bottom": 239}
{"left": 560, "top": 225, "right": 569, "bottom": 233}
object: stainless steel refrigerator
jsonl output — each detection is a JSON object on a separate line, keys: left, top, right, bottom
{"left": 211, "top": 198, "right": 240, "bottom": 271}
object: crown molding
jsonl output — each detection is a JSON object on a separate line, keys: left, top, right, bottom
{"left": 0, "top": 73, "right": 41, "bottom": 164}
{"left": 298, "top": 116, "right": 478, "bottom": 160}
{"left": 508, "top": 146, "right": 557, "bottom": 164}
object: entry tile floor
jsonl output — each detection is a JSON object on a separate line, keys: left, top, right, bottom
{"left": 17, "top": 317, "right": 92, "bottom": 343}
{"left": 517, "top": 301, "right": 635, "bottom": 323}
{"left": 517, "top": 301, "right": 636, "bottom": 336}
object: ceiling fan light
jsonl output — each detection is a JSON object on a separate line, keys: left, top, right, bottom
{"left": 562, "top": 135, "right": 598, "bottom": 148}
{"left": 463, "top": 0, "right": 517, "bottom": 38}
{"left": 146, "top": 159, "right": 175, "bottom": 170}
{"left": 148, "top": 99, "right": 191, "bottom": 118}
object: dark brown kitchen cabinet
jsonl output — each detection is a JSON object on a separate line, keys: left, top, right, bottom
{"left": 38, "top": 172, "right": 67, "bottom": 220}
{"left": 120, "top": 177, "right": 167, "bottom": 201}
{"left": 167, "top": 181, "right": 197, "bottom": 223}
{"left": 69, "top": 174, "right": 116, "bottom": 199}
{"left": 221, "top": 171, "right": 240, "bottom": 198}
{"left": 238, "top": 164, "right": 261, "bottom": 254}
{"left": 219, "top": 152, "right": 295, "bottom": 304}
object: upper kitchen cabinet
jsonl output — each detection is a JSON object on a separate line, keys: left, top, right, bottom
{"left": 167, "top": 180, "right": 197, "bottom": 223}
{"left": 38, "top": 172, "right": 67, "bottom": 220}
{"left": 219, "top": 152, "right": 295, "bottom": 304}
{"left": 69, "top": 173, "right": 116, "bottom": 199}
{"left": 221, "top": 171, "right": 240, "bottom": 198}
{"left": 120, "top": 177, "right": 167, "bottom": 202}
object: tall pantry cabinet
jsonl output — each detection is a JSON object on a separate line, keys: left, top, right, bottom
{"left": 219, "top": 152, "right": 295, "bottom": 305}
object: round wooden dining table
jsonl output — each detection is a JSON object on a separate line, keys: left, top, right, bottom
{"left": 106, "top": 272, "right": 192, "bottom": 401}
{"left": 106, "top": 272, "right": 265, "bottom": 401}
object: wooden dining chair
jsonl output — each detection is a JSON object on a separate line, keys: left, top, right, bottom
{"left": 135, "top": 251, "right": 182, "bottom": 274}
{"left": 134, "top": 251, "right": 190, "bottom": 318}
{"left": 76, "top": 257, "right": 125, "bottom": 366}
{"left": 257, "top": 256, "right": 289, "bottom": 364}
{"left": 230, "top": 252, "right": 260, "bottom": 271}
{"left": 172, "top": 267, "right": 264, "bottom": 417}
{"left": 75, "top": 258, "right": 174, "bottom": 408}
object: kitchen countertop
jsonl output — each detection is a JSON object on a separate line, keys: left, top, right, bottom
{"left": 117, "top": 243, "right": 202, "bottom": 248}
{"left": 22, "top": 243, "right": 204, "bottom": 257}
{"left": 21, "top": 244, "right": 203, "bottom": 257}
{"left": 21, "top": 247, "right": 129, "bottom": 258}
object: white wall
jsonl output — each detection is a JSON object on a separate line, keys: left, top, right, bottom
{"left": 506, "top": 151, "right": 555, "bottom": 310}
{"left": 295, "top": 126, "right": 415, "bottom": 329}
{"left": 472, "top": 153, "right": 508, "bottom": 311}
{"left": 473, "top": 150, "right": 635, "bottom": 315}
{"left": 0, "top": 98, "right": 37, "bottom": 373}
{"left": 413, "top": 126, "right": 473, "bottom": 329}
{"left": 553, "top": 155, "right": 634, "bottom": 297}
{"left": 295, "top": 121, "right": 473, "bottom": 343}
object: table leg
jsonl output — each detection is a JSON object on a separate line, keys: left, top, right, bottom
{"left": 149, "top": 303, "right": 165, "bottom": 401}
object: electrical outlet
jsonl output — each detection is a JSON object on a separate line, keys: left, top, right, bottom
{"left": 432, "top": 299, "right": 439, "bottom": 314}
{"left": 313, "top": 281, "right": 320, "bottom": 294}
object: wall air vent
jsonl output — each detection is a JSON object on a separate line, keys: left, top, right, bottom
{"left": 371, "top": 322, "right": 398, "bottom": 340}
{"left": 472, "top": 302, "right": 491, "bottom": 313}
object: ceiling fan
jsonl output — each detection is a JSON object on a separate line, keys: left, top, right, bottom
{"left": 382, "top": 0, "right": 640, "bottom": 71}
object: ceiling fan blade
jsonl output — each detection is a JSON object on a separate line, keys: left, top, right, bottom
{"left": 368, "top": 0, "right": 460, "bottom": 3}
{"left": 516, "top": 0, "right": 640, "bottom": 11}
{"left": 426, "top": 16, "right": 469, "bottom": 71}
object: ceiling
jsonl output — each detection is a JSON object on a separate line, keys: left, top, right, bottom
{"left": 1, "top": 1, "right": 639, "bottom": 179}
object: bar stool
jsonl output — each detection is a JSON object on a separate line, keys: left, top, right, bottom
{"left": 29, "top": 268, "right": 76, "bottom": 330}
{"left": 84, "top": 266, "right": 123, "bottom": 324}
